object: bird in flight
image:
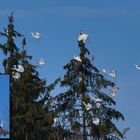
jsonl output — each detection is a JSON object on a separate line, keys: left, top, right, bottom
{"left": 78, "top": 32, "right": 88, "bottom": 43}
{"left": 74, "top": 55, "right": 82, "bottom": 62}
{"left": 31, "top": 32, "right": 41, "bottom": 40}
{"left": 82, "top": 101, "right": 92, "bottom": 111}
{"left": 38, "top": 58, "right": 45, "bottom": 65}
{"left": 108, "top": 70, "right": 117, "bottom": 78}
{"left": 135, "top": 64, "right": 140, "bottom": 70}
{"left": 12, "top": 64, "right": 24, "bottom": 73}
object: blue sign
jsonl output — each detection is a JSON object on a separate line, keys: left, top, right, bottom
{"left": 0, "top": 75, "right": 9, "bottom": 138}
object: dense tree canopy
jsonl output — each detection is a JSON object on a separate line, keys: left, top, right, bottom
{"left": 0, "top": 13, "right": 126, "bottom": 140}
{"left": 52, "top": 33, "right": 125, "bottom": 140}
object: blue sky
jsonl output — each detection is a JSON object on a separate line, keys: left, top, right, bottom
{"left": 0, "top": 0, "right": 140, "bottom": 139}
{"left": 0, "top": 75, "right": 9, "bottom": 138}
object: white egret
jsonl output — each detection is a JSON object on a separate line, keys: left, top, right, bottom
{"left": 31, "top": 32, "right": 41, "bottom": 40}
{"left": 91, "top": 96, "right": 102, "bottom": 108}
{"left": 74, "top": 55, "right": 82, "bottom": 62}
{"left": 93, "top": 118, "right": 100, "bottom": 125}
{"left": 82, "top": 101, "right": 92, "bottom": 111}
{"left": 78, "top": 32, "right": 88, "bottom": 43}
{"left": 108, "top": 70, "right": 117, "bottom": 78}
{"left": 12, "top": 72, "right": 21, "bottom": 79}
{"left": 12, "top": 64, "right": 24, "bottom": 73}
{"left": 135, "top": 64, "right": 140, "bottom": 70}
{"left": 103, "top": 68, "right": 107, "bottom": 76}
{"left": 38, "top": 58, "right": 45, "bottom": 65}
{"left": 91, "top": 96, "right": 102, "bottom": 103}
{"left": 110, "top": 86, "right": 119, "bottom": 96}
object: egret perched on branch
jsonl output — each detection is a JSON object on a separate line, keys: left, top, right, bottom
{"left": 91, "top": 96, "right": 102, "bottom": 108}
{"left": 12, "top": 64, "right": 24, "bottom": 73}
{"left": 91, "top": 96, "right": 102, "bottom": 103}
{"left": 12, "top": 72, "right": 21, "bottom": 79}
{"left": 103, "top": 67, "right": 107, "bottom": 76}
{"left": 135, "top": 64, "right": 140, "bottom": 70}
{"left": 82, "top": 101, "right": 92, "bottom": 111}
{"left": 110, "top": 86, "right": 119, "bottom": 96}
{"left": 93, "top": 118, "right": 100, "bottom": 125}
{"left": 78, "top": 32, "right": 88, "bottom": 43}
{"left": 52, "top": 118, "right": 57, "bottom": 127}
{"left": 74, "top": 55, "right": 82, "bottom": 62}
{"left": 31, "top": 32, "right": 41, "bottom": 40}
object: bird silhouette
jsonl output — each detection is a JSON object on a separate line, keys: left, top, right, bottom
{"left": 12, "top": 72, "right": 21, "bottom": 79}
{"left": 74, "top": 55, "right": 82, "bottom": 62}
{"left": 91, "top": 96, "right": 102, "bottom": 108}
{"left": 38, "top": 58, "right": 45, "bottom": 65}
{"left": 103, "top": 67, "right": 107, "bottom": 76}
{"left": 12, "top": 64, "right": 24, "bottom": 73}
{"left": 108, "top": 70, "right": 117, "bottom": 78}
{"left": 110, "top": 86, "right": 119, "bottom": 96}
{"left": 31, "top": 32, "right": 41, "bottom": 40}
{"left": 92, "top": 118, "right": 100, "bottom": 125}
{"left": 91, "top": 96, "right": 102, "bottom": 103}
{"left": 78, "top": 32, "right": 88, "bottom": 43}
{"left": 82, "top": 101, "right": 92, "bottom": 111}
{"left": 135, "top": 64, "right": 140, "bottom": 70}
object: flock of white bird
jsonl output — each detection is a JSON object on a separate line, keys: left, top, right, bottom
{"left": 11, "top": 58, "right": 46, "bottom": 79}
{"left": 12, "top": 64, "right": 24, "bottom": 79}
{"left": 29, "top": 32, "right": 131, "bottom": 133}
{"left": 11, "top": 32, "right": 45, "bottom": 79}
{"left": 5, "top": 31, "right": 130, "bottom": 134}
{"left": 10, "top": 32, "right": 138, "bottom": 127}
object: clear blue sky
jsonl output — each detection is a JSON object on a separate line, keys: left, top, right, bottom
{"left": 0, "top": 0, "right": 140, "bottom": 139}
{"left": 0, "top": 75, "right": 9, "bottom": 138}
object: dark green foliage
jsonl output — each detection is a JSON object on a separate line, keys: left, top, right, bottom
{"left": 0, "top": 13, "right": 59, "bottom": 140}
{"left": 0, "top": 13, "right": 126, "bottom": 140}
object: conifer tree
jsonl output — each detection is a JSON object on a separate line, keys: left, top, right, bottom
{"left": 0, "top": 12, "right": 59, "bottom": 140}
{"left": 53, "top": 33, "right": 125, "bottom": 140}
